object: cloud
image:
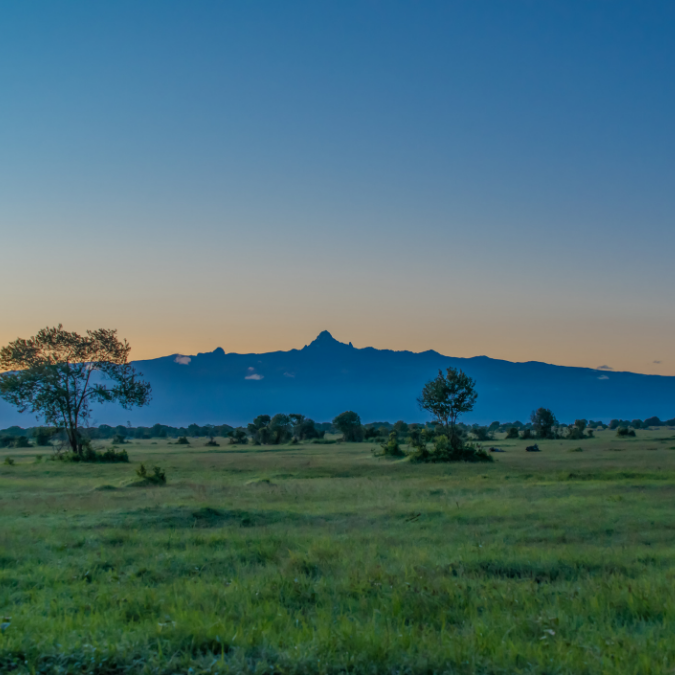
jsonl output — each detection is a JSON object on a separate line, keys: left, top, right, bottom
{"left": 174, "top": 355, "right": 191, "bottom": 365}
{"left": 597, "top": 365, "right": 613, "bottom": 371}
{"left": 245, "top": 373, "right": 264, "bottom": 380}
{"left": 284, "top": 372, "right": 295, "bottom": 378}
{"left": 598, "top": 375, "right": 609, "bottom": 380}
{"left": 654, "top": 360, "right": 662, "bottom": 364}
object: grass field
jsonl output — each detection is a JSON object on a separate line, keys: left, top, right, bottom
{"left": 1, "top": 429, "right": 675, "bottom": 674}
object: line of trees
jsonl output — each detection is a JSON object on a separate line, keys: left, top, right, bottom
{"left": 1, "top": 325, "right": 673, "bottom": 459}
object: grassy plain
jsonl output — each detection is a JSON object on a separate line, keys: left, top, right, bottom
{"left": 1, "top": 430, "right": 675, "bottom": 674}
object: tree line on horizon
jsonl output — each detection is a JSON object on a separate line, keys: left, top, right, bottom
{"left": 1, "top": 326, "right": 673, "bottom": 460}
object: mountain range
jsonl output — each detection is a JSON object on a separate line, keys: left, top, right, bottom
{"left": 1, "top": 330, "right": 674, "bottom": 428}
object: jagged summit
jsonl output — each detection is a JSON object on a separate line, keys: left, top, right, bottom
{"left": 305, "top": 330, "right": 353, "bottom": 349}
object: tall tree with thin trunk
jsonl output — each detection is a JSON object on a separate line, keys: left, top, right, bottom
{"left": 418, "top": 367, "right": 477, "bottom": 434}
{"left": 0, "top": 325, "right": 151, "bottom": 457}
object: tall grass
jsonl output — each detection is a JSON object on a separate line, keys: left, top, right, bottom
{"left": 0, "top": 430, "right": 674, "bottom": 673}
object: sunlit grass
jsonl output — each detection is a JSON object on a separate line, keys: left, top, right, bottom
{"left": 1, "top": 429, "right": 674, "bottom": 673}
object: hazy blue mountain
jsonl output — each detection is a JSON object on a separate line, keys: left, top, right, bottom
{"left": 1, "top": 330, "right": 674, "bottom": 427}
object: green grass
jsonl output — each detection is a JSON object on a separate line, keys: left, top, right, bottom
{"left": 1, "top": 429, "right": 675, "bottom": 674}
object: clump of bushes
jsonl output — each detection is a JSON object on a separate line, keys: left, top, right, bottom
{"left": 63, "top": 446, "right": 130, "bottom": 463}
{"left": 408, "top": 430, "right": 493, "bottom": 463}
{"left": 3, "top": 457, "right": 15, "bottom": 466}
{"left": 228, "top": 429, "right": 248, "bottom": 445}
{"left": 373, "top": 432, "right": 405, "bottom": 458}
{"left": 505, "top": 427, "right": 519, "bottom": 439}
{"left": 176, "top": 436, "right": 190, "bottom": 445}
{"left": 616, "top": 427, "right": 636, "bottom": 437}
{"left": 136, "top": 464, "right": 167, "bottom": 485}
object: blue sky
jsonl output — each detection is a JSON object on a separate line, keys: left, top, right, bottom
{"left": 1, "top": 1, "right": 674, "bottom": 373}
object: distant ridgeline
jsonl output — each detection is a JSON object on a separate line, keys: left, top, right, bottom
{"left": 1, "top": 330, "right": 674, "bottom": 427}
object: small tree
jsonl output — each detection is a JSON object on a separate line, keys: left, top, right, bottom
{"left": 0, "top": 326, "right": 151, "bottom": 458}
{"left": 417, "top": 368, "right": 477, "bottom": 447}
{"left": 332, "top": 411, "right": 363, "bottom": 442}
{"left": 530, "top": 408, "right": 557, "bottom": 439}
{"left": 505, "top": 427, "right": 519, "bottom": 439}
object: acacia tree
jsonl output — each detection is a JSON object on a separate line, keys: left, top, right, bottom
{"left": 0, "top": 325, "right": 151, "bottom": 457}
{"left": 418, "top": 367, "right": 477, "bottom": 447}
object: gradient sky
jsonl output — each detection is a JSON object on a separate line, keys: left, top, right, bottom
{"left": 1, "top": 1, "right": 674, "bottom": 374}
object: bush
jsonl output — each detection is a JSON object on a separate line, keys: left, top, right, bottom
{"left": 64, "top": 446, "right": 130, "bottom": 463}
{"left": 411, "top": 434, "right": 493, "bottom": 463}
{"left": 176, "top": 436, "right": 190, "bottom": 445}
{"left": 520, "top": 428, "right": 532, "bottom": 440}
{"left": 471, "top": 426, "right": 492, "bottom": 441}
{"left": 136, "top": 464, "right": 166, "bottom": 485}
{"left": 374, "top": 432, "right": 405, "bottom": 458}
{"left": 616, "top": 427, "right": 636, "bottom": 437}
{"left": 13, "top": 437, "right": 30, "bottom": 448}
{"left": 205, "top": 440, "right": 220, "bottom": 447}
{"left": 33, "top": 427, "right": 55, "bottom": 446}
{"left": 505, "top": 427, "right": 519, "bottom": 439}
{"left": 3, "top": 457, "right": 15, "bottom": 466}
{"left": 111, "top": 434, "right": 127, "bottom": 445}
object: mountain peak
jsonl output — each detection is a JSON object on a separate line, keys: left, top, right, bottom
{"left": 305, "top": 330, "right": 353, "bottom": 350}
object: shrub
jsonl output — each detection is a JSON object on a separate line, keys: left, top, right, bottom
{"left": 411, "top": 434, "right": 493, "bottom": 463}
{"left": 3, "top": 457, "right": 15, "bottom": 466}
{"left": 505, "top": 427, "right": 519, "bottom": 439}
{"left": 231, "top": 429, "right": 248, "bottom": 444}
{"left": 205, "top": 440, "right": 220, "bottom": 447}
{"left": 176, "top": 436, "right": 190, "bottom": 445}
{"left": 111, "top": 434, "right": 127, "bottom": 445}
{"left": 374, "top": 432, "right": 405, "bottom": 458}
{"left": 136, "top": 464, "right": 166, "bottom": 485}
{"left": 520, "top": 428, "right": 532, "bottom": 440}
{"left": 471, "top": 426, "right": 493, "bottom": 441}
{"left": 13, "top": 437, "right": 30, "bottom": 448}
{"left": 64, "top": 446, "right": 130, "bottom": 463}
{"left": 33, "top": 427, "right": 55, "bottom": 446}
{"left": 616, "top": 427, "right": 636, "bottom": 437}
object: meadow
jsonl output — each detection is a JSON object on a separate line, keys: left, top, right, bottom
{"left": 1, "top": 430, "right": 675, "bottom": 674}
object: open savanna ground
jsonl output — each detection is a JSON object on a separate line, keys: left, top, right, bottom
{"left": 1, "top": 430, "right": 675, "bottom": 674}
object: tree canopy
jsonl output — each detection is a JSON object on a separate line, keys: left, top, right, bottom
{"left": 0, "top": 325, "right": 151, "bottom": 457}
{"left": 417, "top": 367, "right": 477, "bottom": 430}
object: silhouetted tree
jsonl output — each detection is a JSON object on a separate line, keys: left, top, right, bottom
{"left": 0, "top": 325, "right": 151, "bottom": 458}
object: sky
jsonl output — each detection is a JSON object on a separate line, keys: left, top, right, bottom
{"left": 1, "top": 1, "right": 674, "bottom": 374}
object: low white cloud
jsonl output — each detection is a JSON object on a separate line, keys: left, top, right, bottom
{"left": 598, "top": 375, "right": 609, "bottom": 380}
{"left": 175, "top": 356, "right": 191, "bottom": 365}
{"left": 245, "top": 373, "right": 264, "bottom": 380}
{"left": 284, "top": 371, "right": 295, "bottom": 378}
{"left": 597, "top": 365, "right": 613, "bottom": 371}
{"left": 654, "top": 360, "right": 662, "bottom": 364}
